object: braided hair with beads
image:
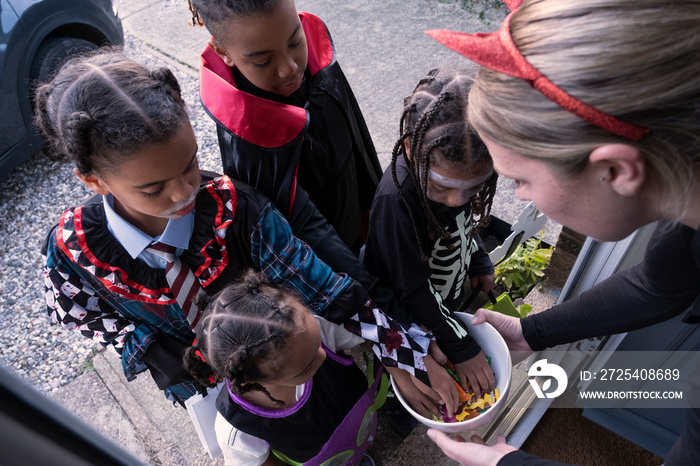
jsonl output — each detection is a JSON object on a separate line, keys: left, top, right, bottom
{"left": 392, "top": 68, "right": 497, "bottom": 258}
{"left": 183, "top": 269, "right": 302, "bottom": 407}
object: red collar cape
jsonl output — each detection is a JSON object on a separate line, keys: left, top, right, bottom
{"left": 200, "top": 12, "right": 334, "bottom": 148}
{"left": 56, "top": 176, "right": 237, "bottom": 304}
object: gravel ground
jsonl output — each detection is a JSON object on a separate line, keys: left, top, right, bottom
{"left": 0, "top": 33, "right": 222, "bottom": 397}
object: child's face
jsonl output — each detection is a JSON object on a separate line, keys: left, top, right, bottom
{"left": 209, "top": 0, "right": 308, "bottom": 96}
{"left": 427, "top": 156, "right": 493, "bottom": 208}
{"left": 263, "top": 302, "right": 326, "bottom": 387}
{"left": 76, "top": 121, "right": 201, "bottom": 236}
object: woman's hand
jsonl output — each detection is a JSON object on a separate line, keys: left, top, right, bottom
{"left": 424, "top": 353, "right": 460, "bottom": 417}
{"left": 427, "top": 431, "right": 516, "bottom": 466}
{"left": 386, "top": 365, "right": 441, "bottom": 419}
{"left": 453, "top": 350, "right": 495, "bottom": 395}
{"left": 472, "top": 308, "right": 533, "bottom": 363}
{"left": 471, "top": 309, "right": 527, "bottom": 349}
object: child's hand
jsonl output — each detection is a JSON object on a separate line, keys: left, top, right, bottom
{"left": 470, "top": 274, "right": 496, "bottom": 293}
{"left": 453, "top": 351, "right": 495, "bottom": 396}
{"left": 424, "top": 353, "right": 460, "bottom": 417}
{"left": 386, "top": 365, "right": 441, "bottom": 419}
{"left": 428, "top": 338, "right": 448, "bottom": 366}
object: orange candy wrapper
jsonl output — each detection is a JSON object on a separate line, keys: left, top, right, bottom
{"left": 434, "top": 359, "right": 499, "bottom": 423}
{"left": 453, "top": 379, "right": 471, "bottom": 403}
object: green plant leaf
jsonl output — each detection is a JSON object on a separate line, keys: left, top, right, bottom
{"left": 493, "top": 228, "right": 553, "bottom": 302}
{"left": 518, "top": 303, "right": 533, "bottom": 318}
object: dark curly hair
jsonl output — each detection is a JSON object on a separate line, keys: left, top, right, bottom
{"left": 188, "top": 0, "right": 281, "bottom": 45}
{"left": 34, "top": 48, "right": 188, "bottom": 176}
{"left": 392, "top": 68, "right": 497, "bottom": 258}
{"left": 183, "top": 269, "right": 303, "bottom": 407}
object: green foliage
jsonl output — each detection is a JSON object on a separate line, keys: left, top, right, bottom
{"left": 484, "top": 291, "right": 533, "bottom": 318}
{"left": 494, "top": 230, "right": 553, "bottom": 300}
{"left": 81, "top": 358, "right": 95, "bottom": 373}
{"left": 80, "top": 347, "right": 102, "bottom": 373}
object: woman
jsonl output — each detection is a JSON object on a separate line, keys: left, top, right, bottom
{"left": 424, "top": 0, "right": 700, "bottom": 465}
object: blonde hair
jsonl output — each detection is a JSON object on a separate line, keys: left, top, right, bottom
{"left": 468, "top": 0, "right": 700, "bottom": 218}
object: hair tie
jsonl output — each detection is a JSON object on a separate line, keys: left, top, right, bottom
{"left": 150, "top": 68, "right": 168, "bottom": 84}
{"left": 150, "top": 68, "right": 182, "bottom": 97}
{"left": 194, "top": 289, "right": 211, "bottom": 312}
{"left": 244, "top": 275, "right": 263, "bottom": 294}
{"left": 192, "top": 338, "right": 208, "bottom": 362}
{"left": 75, "top": 111, "right": 92, "bottom": 124}
{"left": 233, "top": 345, "right": 248, "bottom": 370}
{"left": 67, "top": 111, "right": 94, "bottom": 131}
{"left": 194, "top": 349, "right": 207, "bottom": 363}
{"left": 191, "top": 338, "right": 218, "bottom": 386}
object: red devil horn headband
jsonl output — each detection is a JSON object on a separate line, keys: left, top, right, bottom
{"left": 426, "top": 2, "right": 649, "bottom": 141}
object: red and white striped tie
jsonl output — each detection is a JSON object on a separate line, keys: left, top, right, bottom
{"left": 147, "top": 243, "right": 202, "bottom": 328}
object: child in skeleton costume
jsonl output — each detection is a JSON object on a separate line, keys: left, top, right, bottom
{"left": 38, "top": 50, "right": 432, "bottom": 407}
{"left": 364, "top": 69, "right": 499, "bottom": 398}
{"left": 185, "top": 270, "right": 386, "bottom": 466}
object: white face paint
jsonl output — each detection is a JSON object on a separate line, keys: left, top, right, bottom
{"left": 162, "top": 188, "right": 199, "bottom": 219}
{"left": 426, "top": 165, "right": 493, "bottom": 207}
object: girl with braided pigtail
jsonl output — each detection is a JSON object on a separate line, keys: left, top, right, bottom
{"left": 183, "top": 269, "right": 382, "bottom": 466}
{"left": 364, "top": 69, "right": 499, "bottom": 405}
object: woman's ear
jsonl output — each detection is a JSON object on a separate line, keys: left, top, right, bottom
{"left": 403, "top": 138, "right": 411, "bottom": 158}
{"left": 74, "top": 168, "right": 111, "bottom": 195}
{"left": 207, "top": 38, "right": 236, "bottom": 68}
{"left": 589, "top": 144, "right": 646, "bottom": 197}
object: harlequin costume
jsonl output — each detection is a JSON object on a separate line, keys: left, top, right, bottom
{"left": 364, "top": 157, "right": 494, "bottom": 365}
{"left": 44, "top": 176, "right": 431, "bottom": 404}
{"left": 215, "top": 316, "right": 387, "bottom": 466}
{"left": 199, "top": 11, "right": 383, "bottom": 259}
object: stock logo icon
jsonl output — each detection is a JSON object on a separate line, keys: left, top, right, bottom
{"left": 528, "top": 359, "right": 568, "bottom": 399}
